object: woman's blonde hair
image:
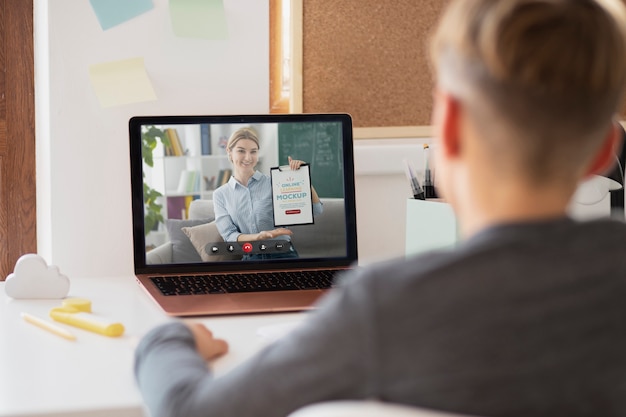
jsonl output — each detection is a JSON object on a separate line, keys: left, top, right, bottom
{"left": 226, "top": 127, "right": 260, "bottom": 152}
{"left": 431, "top": 0, "right": 626, "bottom": 182}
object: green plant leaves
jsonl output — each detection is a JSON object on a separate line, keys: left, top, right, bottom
{"left": 141, "top": 126, "right": 169, "bottom": 235}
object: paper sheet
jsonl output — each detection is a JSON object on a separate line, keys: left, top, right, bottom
{"left": 88, "top": 57, "right": 157, "bottom": 108}
{"left": 89, "top": 0, "right": 154, "bottom": 30}
{"left": 169, "top": 0, "right": 229, "bottom": 39}
{"left": 271, "top": 165, "right": 314, "bottom": 227}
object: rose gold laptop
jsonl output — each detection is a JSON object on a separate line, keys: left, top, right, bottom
{"left": 128, "top": 114, "right": 358, "bottom": 316}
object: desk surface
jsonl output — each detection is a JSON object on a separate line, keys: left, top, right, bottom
{"left": 0, "top": 276, "right": 304, "bottom": 417}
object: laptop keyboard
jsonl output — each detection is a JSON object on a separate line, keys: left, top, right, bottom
{"left": 149, "top": 270, "right": 338, "bottom": 296}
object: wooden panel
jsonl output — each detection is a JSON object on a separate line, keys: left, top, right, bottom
{"left": 0, "top": 0, "right": 36, "bottom": 280}
{"left": 302, "top": 0, "right": 445, "bottom": 129}
{"left": 0, "top": 0, "right": 8, "bottom": 279}
{"left": 0, "top": 1, "right": 6, "bottom": 154}
{"left": 269, "top": 0, "right": 288, "bottom": 113}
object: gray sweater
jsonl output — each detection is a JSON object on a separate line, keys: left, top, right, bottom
{"left": 135, "top": 217, "right": 626, "bottom": 417}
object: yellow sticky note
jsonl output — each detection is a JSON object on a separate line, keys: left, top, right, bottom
{"left": 88, "top": 57, "right": 157, "bottom": 108}
{"left": 169, "top": 0, "right": 229, "bottom": 40}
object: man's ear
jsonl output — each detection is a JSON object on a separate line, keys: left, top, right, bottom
{"left": 433, "top": 91, "right": 462, "bottom": 158}
{"left": 584, "top": 123, "right": 623, "bottom": 177}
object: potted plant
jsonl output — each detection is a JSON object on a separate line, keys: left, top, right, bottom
{"left": 141, "top": 126, "right": 170, "bottom": 235}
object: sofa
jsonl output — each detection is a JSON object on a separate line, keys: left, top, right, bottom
{"left": 146, "top": 198, "right": 348, "bottom": 264}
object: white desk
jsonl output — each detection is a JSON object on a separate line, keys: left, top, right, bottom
{"left": 0, "top": 276, "right": 304, "bottom": 417}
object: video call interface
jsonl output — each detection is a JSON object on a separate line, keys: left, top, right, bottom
{"left": 140, "top": 119, "right": 350, "bottom": 265}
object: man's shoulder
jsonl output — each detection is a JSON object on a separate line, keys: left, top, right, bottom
{"left": 576, "top": 217, "right": 626, "bottom": 236}
{"left": 347, "top": 218, "right": 626, "bottom": 301}
{"left": 346, "top": 249, "right": 473, "bottom": 295}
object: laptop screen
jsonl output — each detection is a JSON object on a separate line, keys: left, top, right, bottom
{"left": 129, "top": 114, "right": 357, "bottom": 274}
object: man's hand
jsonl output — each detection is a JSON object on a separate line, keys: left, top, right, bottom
{"left": 186, "top": 322, "right": 229, "bottom": 361}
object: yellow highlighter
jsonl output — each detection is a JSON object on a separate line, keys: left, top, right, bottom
{"left": 49, "top": 303, "right": 125, "bottom": 337}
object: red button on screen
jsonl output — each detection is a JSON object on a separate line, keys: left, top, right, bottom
{"left": 242, "top": 242, "right": 253, "bottom": 253}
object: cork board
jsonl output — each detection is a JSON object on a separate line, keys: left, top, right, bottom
{"left": 302, "top": 0, "right": 446, "bottom": 131}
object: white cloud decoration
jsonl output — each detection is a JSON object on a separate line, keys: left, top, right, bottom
{"left": 5, "top": 254, "right": 70, "bottom": 299}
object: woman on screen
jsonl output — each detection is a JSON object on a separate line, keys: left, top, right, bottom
{"left": 213, "top": 127, "right": 323, "bottom": 260}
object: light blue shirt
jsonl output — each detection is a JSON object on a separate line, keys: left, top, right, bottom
{"left": 213, "top": 170, "right": 323, "bottom": 242}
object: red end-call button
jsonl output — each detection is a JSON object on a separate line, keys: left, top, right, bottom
{"left": 242, "top": 242, "right": 253, "bottom": 253}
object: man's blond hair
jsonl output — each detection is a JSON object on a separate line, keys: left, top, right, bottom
{"left": 431, "top": 0, "right": 626, "bottom": 182}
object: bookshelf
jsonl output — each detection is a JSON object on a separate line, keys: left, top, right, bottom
{"left": 144, "top": 125, "right": 231, "bottom": 219}
{"left": 144, "top": 124, "right": 278, "bottom": 223}
{"left": 143, "top": 123, "right": 275, "bottom": 222}
{"left": 155, "top": 156, "right": 235, "bottom": 220}
{"left": 145, "top": 124, "right": 230, "bottom": 220}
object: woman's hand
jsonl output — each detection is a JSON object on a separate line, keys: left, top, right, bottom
{"left": 287, "top": 156, "right": 320, "bottom": 204}
{"left": 186, "top": 322, "right": 229, "bottom": 361}
{"left": 288, "top": 156, "right": 306, "bottom": 170}
{"left": 257, "top": 228, "right": 293, "bottom": 240}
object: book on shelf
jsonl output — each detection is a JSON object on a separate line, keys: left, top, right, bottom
{"left": 188, "top": 171, "right": 200, "bottom": 193}
{"left": 177, "top": 170, "right": 201, "bottom": 194}
{"left": 200, "top": 124, "right": 211, "bottom": 155}
{"left": 165, "top": 128, "right": 185, "bottom": 156}
{"left": 167, "top": 196, "right": 186, "bottom": 219}
{"left": 163, "top": 129, "right": 173, "bottom": 156}
{"left": 216, "top": 169, "right": 232, "bottom": 187}
{"left": 176, "top": 171, "right": 190, "bottom": 194}
{"left": 167, "top": 195, "right": 200, "bottom": 220}
{"left": 184, "top": 195, "right": 200, "bottom": 217}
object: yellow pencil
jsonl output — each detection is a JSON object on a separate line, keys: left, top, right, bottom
{"left": 21, "top": 312, "right": 77, "bottom": 341}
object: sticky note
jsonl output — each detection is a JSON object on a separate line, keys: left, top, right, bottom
{"left": 88, "top": 57, "right": 157, "bottom": 108}
{"left": 169, "top": 0, "right": 229, "bottom": 40}
{"left": 89, "top": 0, "right": 154, "bottom": 31}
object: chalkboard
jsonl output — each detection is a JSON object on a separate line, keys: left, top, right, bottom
{"left": 278, "top": 122, "right": 344, "bottom": 198}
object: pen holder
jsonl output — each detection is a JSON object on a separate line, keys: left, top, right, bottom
{"left": 405, "top": 199, "right": 458, "bottom": 256}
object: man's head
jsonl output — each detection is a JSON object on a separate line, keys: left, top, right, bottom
{"left": 431, "top": 0, "right": 626, "bottom": 204}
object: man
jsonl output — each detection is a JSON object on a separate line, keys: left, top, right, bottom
{"left": 134, "top": 1, "right": 626, "bottom": 416}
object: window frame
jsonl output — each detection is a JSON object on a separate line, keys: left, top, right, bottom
{"left": 269, "top": 0, "right": 302, "bottom": 114}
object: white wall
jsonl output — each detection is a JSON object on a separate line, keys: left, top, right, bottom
{"left": 353, "top": 139, "right": 431, "bottom": 265}
{"left": 36, "top": 0, "right": 427, "bottom": 277}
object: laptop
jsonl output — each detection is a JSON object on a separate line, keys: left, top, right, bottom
{"left": 129, "top": 113, "right": 358, "bottom": 316}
